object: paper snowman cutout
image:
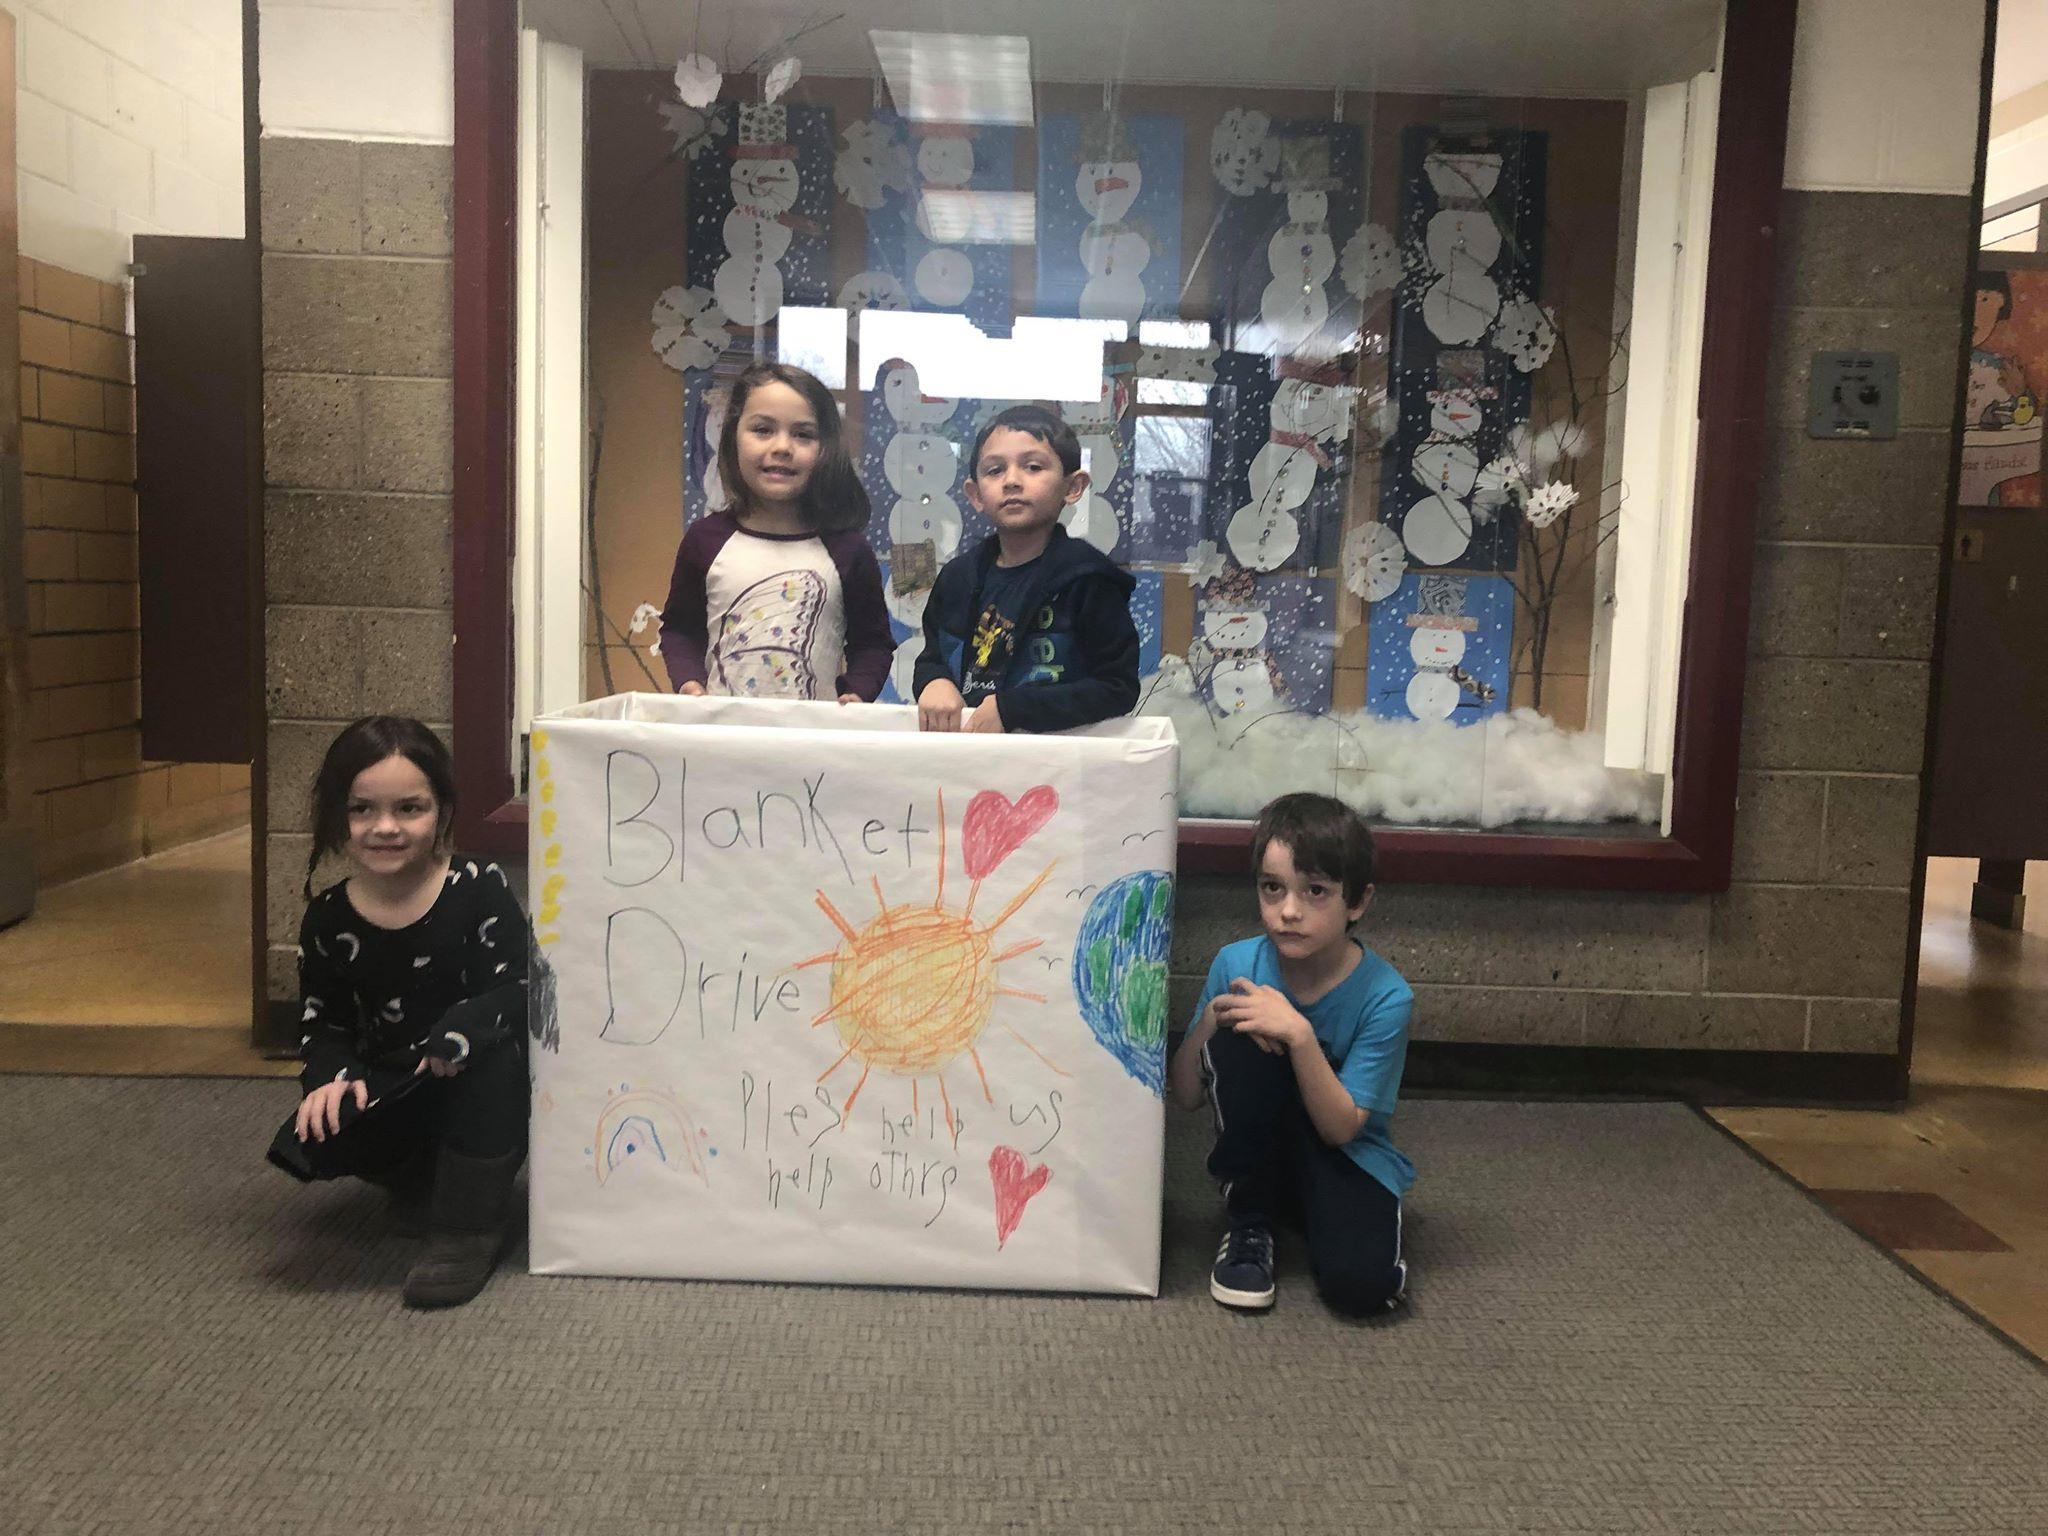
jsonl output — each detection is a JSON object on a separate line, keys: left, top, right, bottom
{"left": 1196, "top": 580, "right": 1281, "bottom": 717}
{"left": 880, "top": 361, "right": 955, "bottom": 430}
{"left": 916, "top": 134, "right": 974, "bottom": 187}
{"left": 1403, "top": 576, "right": 1480, "bottom": 722}
{"left": 1072, "top": 118, "right": 1152, "bottom": 325}
{"left": 716, "top": 109, "right": 802, "bottom": 331}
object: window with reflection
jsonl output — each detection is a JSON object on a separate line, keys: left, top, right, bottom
{"left": 515, "top": 0, "right": 1727, "bottom": 833}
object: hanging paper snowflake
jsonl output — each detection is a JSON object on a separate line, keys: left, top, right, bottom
{"left": 673, "top": 53, "right": 723, "bottom": 109}
{"left": 1472, "top": 455, "right": 1522, "bottom": 522}
{"left": 1531, "top": 420, "right": 1589, "bottom": 471}
{"left": 657, "top": 100, "right": 726, "bottom": 161}
{"left": 1183, "top": 538, "right": 1228, "bottom": 587}
{"left": 650, "top": 285, "right": 729, "bottom": 373}
{"left": 628, "top": 601, "right": 662, "bottom": 636}
{"left": 1210, "top": 108, "right": 1277, "bottom": 197}
{"left": 1338, "top": 223, "right": 1402, "bottom": 300}
{"left": 834, "top": 119, "right": 912, "bottom": 209}
{"left": 1341, "top": 522, "right": 1406, "bottom": 602}
{"left": 1524, "top": 480, "right": 1580, "bottom": 528}
{"left": 837, "top": 270, "right": 909, "bottom": 341}
{"left": 763, "top": 56, "right": 801, "bottom": 105}
{"left": 1492, "top": 294, "right": 1557, "bottom": 373}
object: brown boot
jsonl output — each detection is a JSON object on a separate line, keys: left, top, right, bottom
{"left": 402, "top": 1146, "right": 521, "bottom": 1309}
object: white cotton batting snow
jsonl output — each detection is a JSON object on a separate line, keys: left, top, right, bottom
{"left": 1138, "top": 670, "right": 1662, "bottom": 828}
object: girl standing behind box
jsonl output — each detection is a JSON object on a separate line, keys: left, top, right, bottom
{"left": 271, "top": 716, "right": 530, "bottom": 1310}
{"left": 659, "top": 362, "right": 894, "bottom": 702}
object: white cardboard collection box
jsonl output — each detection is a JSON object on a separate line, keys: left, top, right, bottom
{"left": 527, "top": 694, "right": 1178, "bottom": 1296}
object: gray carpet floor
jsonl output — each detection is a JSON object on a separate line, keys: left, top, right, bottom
{"left": 3, "top": 1076, "right": 2045, "bottom": 1535}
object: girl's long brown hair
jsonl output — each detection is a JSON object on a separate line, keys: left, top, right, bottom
{"left": 714, "top": 361, "right": 869, "bottom": 534}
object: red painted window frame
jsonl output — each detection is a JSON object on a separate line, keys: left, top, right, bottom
{"left": 451, "top": 0, "right": 1797, "bottom": 892}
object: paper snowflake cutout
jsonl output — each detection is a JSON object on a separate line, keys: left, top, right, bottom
{"left": 657, "top": 100, "right": 725, "bottom": 161}
{"left": 1184, "top": 539, "right": 1228, "bottom": 587}
{"left": 1135, "top": 342, "right": 1219, "bottom": 384}
{"left": 1492, "top": 295, "right": 1557, "bottom": 373}
{"left": 1338, "top": 223, "right": 1402, "bottom": 300}
{"left": 627, "top": 601, "right": 662, "bottom": 637}
{"left": 834, "top": 119, "right": 912, "bottom": 210}
{"left": 1342, "top": 522, "right": 1406, "bottom": 603}
{"left": 650, "top": 285, "right": 729, "bottom": 373}
{"left": 1530, "top": 420, "right": 1588, "bottom": 471}
{"left": 673, "top": 53, "right": 722, "bottom": 109}
{"left": 1210, "top": 108, "right": 1277, "bottom": 197}
{"left": 764, "top": 56, "right": 801, "bottom": 105}
{"left": 837, "top": 269, "right": 908, "bottom": 341}
{"left": 1524, "top": 480, "right": 1580, "bottom": 529}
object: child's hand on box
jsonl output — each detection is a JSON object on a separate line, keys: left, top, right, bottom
{"left": 917, "top": 678, "right": 967, "bottom": 732}
{"left": 1216, "top": 978, "right": 1311, "bottom": 1055}
{"left": 964, "top": 697, "right": 1005, "bottom": 734}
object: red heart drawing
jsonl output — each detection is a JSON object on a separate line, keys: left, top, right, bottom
{"left": 989, "top": 1145, "right": 1052, "bottom": 1250}
{"left": 961, "top": 785, "right": 1059, "bottom": 881}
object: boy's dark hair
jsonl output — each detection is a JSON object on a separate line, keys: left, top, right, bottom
{"left": 716, "top": 361, "right": 869, "bottom": 534}
{"left": 305, "top": 716, "right": 457, "bottom": 897}
{"left": 968, "top": 403, "right": 1082, "bottom": 477}
{"left": 1977, "top": 269, "right": 2012, "bottom": 321}
{"left": 1251, "top": 792, "right": 1376, "bottom": 906}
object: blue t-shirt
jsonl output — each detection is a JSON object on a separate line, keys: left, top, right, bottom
{"left": 1193, "top": 936, "right": 1416, "bottom": 1199}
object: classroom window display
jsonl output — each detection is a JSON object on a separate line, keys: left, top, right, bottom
{"left": 523, "top": 0, "right": 1728, "bottom": 831}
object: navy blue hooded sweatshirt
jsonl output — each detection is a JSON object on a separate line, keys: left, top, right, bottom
{"left": 911, "top": 525, "right": 1140, "bottom": 734}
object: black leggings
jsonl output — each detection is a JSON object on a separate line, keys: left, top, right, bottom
{"left": 1202, "top": 1025, "right": 1406, "bottom": 1316}
{"left": 296, "top": 1040, "right": 528, "bottom": 1182}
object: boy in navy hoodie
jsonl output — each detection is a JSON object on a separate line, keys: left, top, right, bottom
{"left": 913, "top": 404, "right": 1140, "bottom": 734}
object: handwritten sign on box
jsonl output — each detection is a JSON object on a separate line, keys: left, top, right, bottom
{"left": 528, "top": 695, "right": 1178, "bottom": 1295}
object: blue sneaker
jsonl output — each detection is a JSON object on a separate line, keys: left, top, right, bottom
{"left": 1210, "top": 1224, "right": 1276, "bottom": 1310}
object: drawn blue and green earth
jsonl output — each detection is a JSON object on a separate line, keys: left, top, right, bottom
{"left": 1072, "top": 870, "right": 1174, "bottom": 1095}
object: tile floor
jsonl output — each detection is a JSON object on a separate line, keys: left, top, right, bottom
{"left": 0, "top": 828, "right": 291, "bottom": 1078}
{"left": 2, "top": 838, "right": 2042, "bottom": 1357}
{"left": 1711, "top": 856, "right": 2048, "bottom": 1362}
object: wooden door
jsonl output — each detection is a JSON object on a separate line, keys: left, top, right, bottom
{"left": 131, "top": 235, "right": 259, "bottom": 763}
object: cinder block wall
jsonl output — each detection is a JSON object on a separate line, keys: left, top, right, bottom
{"left": 258, "top": 137, "right": 454, "bottom": 1003}
{"left": 20, "top": 258, "right": 251, "bottom": 882}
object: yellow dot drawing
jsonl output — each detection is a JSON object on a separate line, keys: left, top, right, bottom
{"left": 793, "top": 789, "right": 1061, "bottom": 1135}
{"left": 533, "top": 748, "right": 564, "bottom": 942}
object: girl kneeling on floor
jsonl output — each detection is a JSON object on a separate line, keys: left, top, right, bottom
{"left": 268, "top": 716, "right": 529, "bottom": 1309}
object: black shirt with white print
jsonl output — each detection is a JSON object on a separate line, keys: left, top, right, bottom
{"left": 296, "top": 858, "right": 530, "bottom": 1099}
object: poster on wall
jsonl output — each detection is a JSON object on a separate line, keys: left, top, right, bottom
{"left": 527, "top": 694, "right": 1178, "bottom": 1295}
{"left": 1033, "top": 112, "right": 1185, "bottom": 326}
{"left": 1364, "top": 571, "right": 1512, "bottom": 724}
{"left": 1961, "top": 265, "right": 2047, "bottom": 505}
{"left": 685, "top": 103, "right": 838, "bottom": 328}
{"left": 1377, "top": 126, "right": 1548, "bottom": 574}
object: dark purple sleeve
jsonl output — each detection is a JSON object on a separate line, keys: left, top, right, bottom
{"left": 657, "top": 516, "right": 734, "bottom": 691}
{"left": 826, "top": 532, "right": 895, "bottom": 701}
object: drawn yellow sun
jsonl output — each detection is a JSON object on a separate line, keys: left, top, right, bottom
{"left": 795, "top": 791, "right": 1062, "bottom": 1132}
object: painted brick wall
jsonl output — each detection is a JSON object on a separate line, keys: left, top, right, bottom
{"left": 257, "top": 136, "right": 454, "bottom": 1003}
{"left": 18, "top": 257, "right": 251, "bottom": 881}
{"left": 15, "top": 0, "right": 245, "bottom": 284}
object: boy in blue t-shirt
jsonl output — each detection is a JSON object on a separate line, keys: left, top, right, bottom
{"left": 1167, "top": 792, "right": 1414, "bottom": 1315}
